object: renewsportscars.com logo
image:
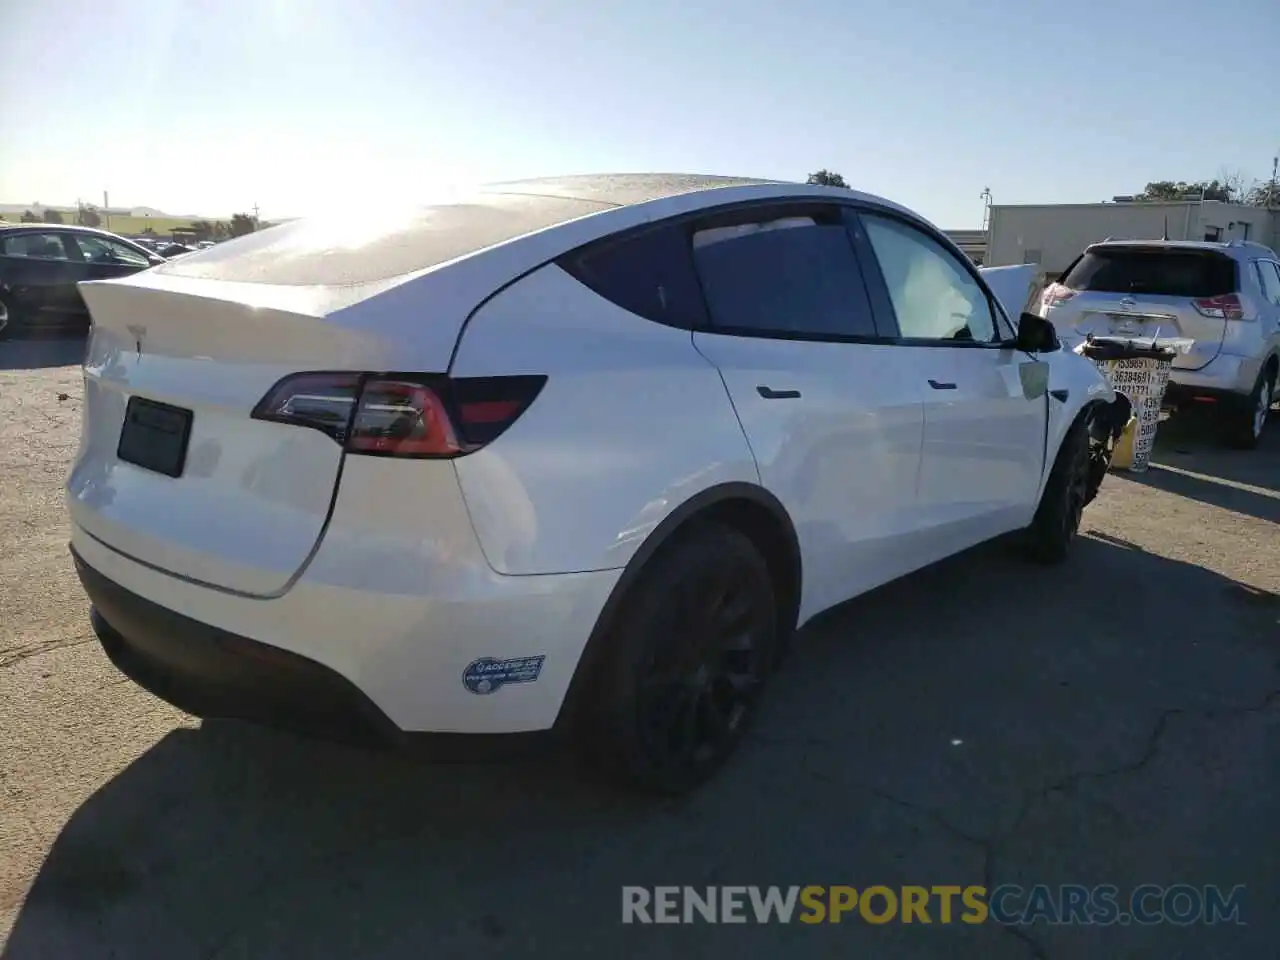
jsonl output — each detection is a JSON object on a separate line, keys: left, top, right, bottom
{"left": 622, "top": 885, "right": 1246, "bottom": 926}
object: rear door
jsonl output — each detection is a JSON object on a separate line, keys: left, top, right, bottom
{"left": 1044, "top": 246, "right": 1240, "bottom": 371}
{"left": 857, "top": 210, "right": 1048, "bottom": 549}
{"left": 0, "top": 231, "right": 82, "bottom": 320}
{"left": 687, "top": 202, "right": 926, "bottom": 617}
{"left": 1253, "top": 260, "right": 1280, "bottom": 350}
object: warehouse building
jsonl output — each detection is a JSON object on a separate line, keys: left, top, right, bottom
{"left": 985, "top": 199, "right": 1280, "bottom": 277}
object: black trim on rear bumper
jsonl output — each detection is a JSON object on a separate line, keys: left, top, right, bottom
{"left": 72, "top": 547, "right": 555, "bottom": 761}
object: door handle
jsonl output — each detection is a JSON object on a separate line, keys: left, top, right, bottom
{"left": 927, "top": 379, "right": 957, "bottom": 390}
{"left": 757, "top": 385, "right": 801, "bottom": 400}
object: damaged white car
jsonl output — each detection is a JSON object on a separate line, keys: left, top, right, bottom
{"left": 66, "top": 174, "right": 1125, "bottom": 793}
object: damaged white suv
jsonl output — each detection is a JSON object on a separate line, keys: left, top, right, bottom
{"left": 67, "top": 175, "right": 1122, "bottom": 793}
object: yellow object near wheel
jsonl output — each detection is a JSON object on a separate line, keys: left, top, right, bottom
{"left": 1110, "top": 416, "right": 1138, "bottom": 471}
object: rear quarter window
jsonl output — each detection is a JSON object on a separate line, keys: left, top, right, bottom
{"left": 557, "top": 221, "right": 708, "bottom": 329}
{"left": 154, "top": 194, "right": 609, "bottom": 286}
{"left": 1062, "top": 248, "right": 1237, "bottom": 298}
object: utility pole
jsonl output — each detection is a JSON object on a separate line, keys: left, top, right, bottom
{"left": 1269, "top": 155, "right": 1278, "bottom": 208}
{"left": 103, "top": 190, "right": 110, "bottom": 231}
{"left": 980, "top": 186, "right": 993, "bottom": 232}
{"left": 252, "top": 202, "right": 260, "bottom": 225}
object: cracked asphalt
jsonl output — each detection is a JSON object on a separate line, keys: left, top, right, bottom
{"left": 2, "top": 336, "right": 1278, "bottom": 959}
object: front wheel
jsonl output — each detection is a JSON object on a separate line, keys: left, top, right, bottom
{"left": 1023, "top": 418, "right": 1092, "bottom": 565}
{"left": 0, "top": 295, "right": 11, "bottom": 339}
{"left": 581, "top": 522, "right": 779, "bottom": 795}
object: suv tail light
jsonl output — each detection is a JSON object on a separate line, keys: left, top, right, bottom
{"left": 1192, "top": 293, "right": 1245, "bottom": 321}
{"left": 1041, "top": 283, "right": 1077, "bottom": 308}
{"left": 252, "top": 373, "right": 546, "bottom": 457}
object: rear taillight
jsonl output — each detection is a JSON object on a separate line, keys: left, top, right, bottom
{"left": 252, "top": 373, "right": 545, "bottom": 457}
{"left": 1192, "top": 293, "right": 1245, "bottom": 321}
{"left": 1041, "top": 283, "right": 1077, "bottom": 308}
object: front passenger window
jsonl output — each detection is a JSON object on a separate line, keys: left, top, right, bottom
{"left": 862, "top": 214, "right": 997, "bottom": 343}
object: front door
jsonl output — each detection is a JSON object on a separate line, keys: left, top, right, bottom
{"left": 857, "top": 211, "right": 1048, "bottom": 553}
{"left": 686, "top": 202, "right": 925, "bottom": 620}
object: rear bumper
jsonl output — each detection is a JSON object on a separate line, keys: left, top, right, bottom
{"left": 1168, "top": 352, "right": 1262, "bottom": 399}
{"left": 77, "top": 548, "right": 397, "bottom": 746}
{"left": 74, "top": 548, "right": 566, "bottom": 759}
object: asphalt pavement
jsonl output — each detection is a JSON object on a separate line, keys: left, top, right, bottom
{"left": 1, "top": 337, "right": 1277, "bottom": 959}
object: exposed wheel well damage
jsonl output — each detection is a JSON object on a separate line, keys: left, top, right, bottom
{"left": 555, "top": 484, "right": 802, "bottom": 732}
{"left": 1091, "top": 394, "right": 1132, "bottom": 442}
{"left": 1078, "top": 398, "right": 1127, "bottom": 506}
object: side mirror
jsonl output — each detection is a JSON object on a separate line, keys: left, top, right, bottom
{"left": 1014, "top": 312, "right": 1060, "bottom": 353}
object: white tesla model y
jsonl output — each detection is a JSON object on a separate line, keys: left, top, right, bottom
{"left": 67, "top": 175, "right": 1123, "bottom": 793}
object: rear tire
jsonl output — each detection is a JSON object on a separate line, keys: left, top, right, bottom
{"left": 0, "top": 296, "right": 11, "bottom": 339}
{"left": 1226, "top": 366, "right": 1275, "bottom": 450}
{"left": 580, "top": 522, "right": 779, "bottom": 795}
{"left": 1024, "top": 417, "right": 1091, "bottom": 565}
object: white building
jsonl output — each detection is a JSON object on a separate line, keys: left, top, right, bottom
{"left": 985, "top": 200, "right": 1280, "bottom": 277}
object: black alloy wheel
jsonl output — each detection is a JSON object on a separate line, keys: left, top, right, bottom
{"left": 583, "top": 522, "right": 780, "bottom": 794}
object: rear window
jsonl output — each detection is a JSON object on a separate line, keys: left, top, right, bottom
{"left": 155, "top": 193, "right": 609, "bottom": 286}
{"left": 1062, "top": 248, "right": 1237, "bottom": 298}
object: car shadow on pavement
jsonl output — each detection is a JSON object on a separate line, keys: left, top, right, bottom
{"left": 1138, "top": 412, "right": 1280, "bottom": 520}
{"left": 0, "top": 336, "right": 86, "bottom": 371}
{"left": 4, "top": 535, "right": 1279, "bottom": 960}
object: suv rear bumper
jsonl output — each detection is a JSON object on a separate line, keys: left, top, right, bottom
{"left": 1168, "top": 352, "right": 1262, "bottom": 398}
{"left": 76, "top": 547, "right": 401, "bottom": 747}
{"left": 72, "top": 543, "right": 608, "bottom": 758}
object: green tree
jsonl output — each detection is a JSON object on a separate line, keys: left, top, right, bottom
{"left": 190, "top": 220, "right": 214, "bottom": 242}
{"left": 42, "top": 208, "right": 65, "bottom": 224}
{"left": 229, "top": 213, "right": 256, "bottom": 237}
{"left": 1138, "top": 179, "right": 1235, "bottom": 202}
{"left": 19, "top": 209, "right": 39, "bottom": 223}
{"left": 806, "top": 169, "right": 849, "bottom": 189}
{"left": 77, "top": 204, "right": 102, "bottom": 228}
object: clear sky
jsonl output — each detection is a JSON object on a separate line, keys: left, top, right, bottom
{"left": 2, "top": 0, "right": 1277, "bottom": 227}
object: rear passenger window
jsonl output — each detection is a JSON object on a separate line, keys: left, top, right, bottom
{"left": 1, "top": 233, "right": 71, "bottom": 260}
{"left": 690, "top": 212, "right": 878, "bottom": 338}
{"left": 1256, "top": 261, "right": 1280, "bottom": 306}
{"left": 559, "top": 222, "right": 708, "bottom": 329}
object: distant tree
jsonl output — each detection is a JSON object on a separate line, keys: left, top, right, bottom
{"left": 42, "top": 208, "right": 65, "bottom": 224}
{"left": 228, "top": 213, "right": 256, "bottom": 237}
{"left": 1138, "top": 179, "right": 1235, "bottom": 203}
{"left": 20, "top": 209, "right": 39, "bottom": 223}
{"left": 1244, "top": 182, "right": 1279, "bottom": 207}
{"left": 190, "top": 220, "right": 214, "bottom": 242}
{"left": 211, "top": 221, "right": 230, "bottom": 240}
{"left": 77, "top": 204, "right": 102, "bottom": 228}
{"left": 806, "top": 169, "right": 849, "bottom": 189}
{"left": 140, "top": 226, "right": 157, "bottom": 237}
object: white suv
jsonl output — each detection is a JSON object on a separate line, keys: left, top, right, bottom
{"left": 1039, "top": 240, "right": 1280, "bottom": 448}
{"left": 67, "top": 175, "right": 1120, "bottom": 793}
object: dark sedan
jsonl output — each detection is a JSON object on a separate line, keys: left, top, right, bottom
{"left": 0, "top": 224, "right": 165, "bottom": 337}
